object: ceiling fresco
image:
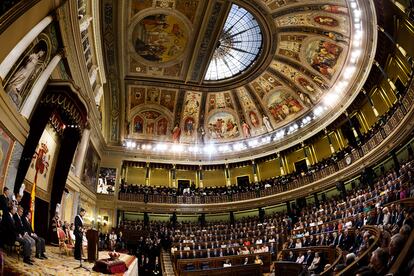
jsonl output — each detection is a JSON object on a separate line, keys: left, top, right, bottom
{"left": 100, "top": 0, "right": 375, "bottom": 159}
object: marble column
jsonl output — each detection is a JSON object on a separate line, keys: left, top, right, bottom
{"left": 225, "top": 164, "right": 231, "bottom": 186}
{"left": 73, "top": 128, "right": 91, "bottom": 177}
{"left": 0, "top": 16, "right": 53, "bottom": 80}
{"left": 21, "top": 54, "right": 62, "bottom": 118}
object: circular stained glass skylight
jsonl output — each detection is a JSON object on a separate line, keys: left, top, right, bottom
{"left": 204, "top": 4, "right": 263, "bottom": 81}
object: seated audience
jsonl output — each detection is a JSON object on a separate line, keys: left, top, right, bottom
{"left": 22, "top": 211, "right": 47, "bottom": 259}
{"left": 1, "top": 204, "right": 33, "bottom": 265}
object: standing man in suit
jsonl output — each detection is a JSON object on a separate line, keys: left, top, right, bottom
{"left": 74, "top": 208, "right": 86, "bottom": 260}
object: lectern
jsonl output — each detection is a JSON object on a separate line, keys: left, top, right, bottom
{"left": 86, "top": 229, "right": 99, "bottom": 262}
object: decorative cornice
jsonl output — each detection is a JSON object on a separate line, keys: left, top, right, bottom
{"left": 0, "top": 0, "right": 41, "bottom": 34}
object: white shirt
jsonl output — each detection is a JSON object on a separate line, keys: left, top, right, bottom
{"left": 109, "top": 233, "right": 117, "bottom": 241}
{"left": 296, "top": 255, "right": 305, "bottom": 264}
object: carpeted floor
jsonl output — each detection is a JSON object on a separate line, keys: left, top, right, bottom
{"left": 2, "top": 245, "right": 136, "bottom": 276}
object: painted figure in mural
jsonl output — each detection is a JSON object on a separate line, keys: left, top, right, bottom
{"left": 268, "top": 94, "right": 304, "bottom": 123}
{"left": 147, "top": 88, "right": 159, "bottom": 102}
{"left": 184, "top": 117, "right": 195, "bottom": 136}
{"left": 298, "top": 77, "right": 316, "bottom": 94}
{"left": 249, "top": 111, "right": 260, "bottom": 128}
{"left": 262, "top": 115, "right": 272, "bottom": 132}
{"left": 199, "top": 126, "right": 205, "bottom": 144}
{"left": 5, "top": 49, "right": 46, "bottom": 107}
{"left": 157, "top": 119, "right": 168, "bottom": 135}
{"left": 310, "top": 41, "right": 342, "bottom": 77}
{"left": 184, "top": 93, "right": 200, "bottom": 116}
{"left": 146, "top": 122, "right": 154, "bottom": 134}
{"left": 321, "top": 5, "right": 348, "bottom": 14}
{"left": 134, "top": 117, "right": 143, "bottom": 133}
{"left": 242, "top": 121, "right": 251, "bottom": 138}
{"left": 298, "top": 92, "right": 313, "bottom": 107}
{"left": 314, "top": 16, "right": 338, "bottom": 27}
{"left": 172, "top": 123, "right": 181, "bottom": 143}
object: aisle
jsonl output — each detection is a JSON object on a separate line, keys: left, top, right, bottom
{"left": 161, "top": 249, "right": 175, "bottom": 276}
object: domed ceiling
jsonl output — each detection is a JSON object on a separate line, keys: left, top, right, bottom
{"left": 101, "top": 0, "right": 376, "bottom": 162}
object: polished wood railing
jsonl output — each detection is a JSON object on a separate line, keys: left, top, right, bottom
{"left": 172, "top": 242, "right": 277, "bottom": 260}
{"left": 178, "top": 263, "right": 263, "bottom": 276}
{"left": 277, "top": 245, "right": 343, "bottom": 275}
{"left": 278, "top": 246, "right": 340, "bottom": 265}
{"left": 273, "top": 261, "right": 304, "bottom": 276}
{"left": 174, "top": 252, "right": 271, "bottom": 275}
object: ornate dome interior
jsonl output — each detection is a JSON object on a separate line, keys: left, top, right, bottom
{"left": 101, "top": 0, "right": 376, "bottom": 162}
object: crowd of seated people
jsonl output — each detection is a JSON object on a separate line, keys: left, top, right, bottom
{"left": 98, "top": 229, "right": 126, "bottom": 251}
{"left": 116, "top": 158, "right": 414, "bottom": 275}
{"left": 276, "top": 159, "right": 414, "bottom": 275}
{"left": 0, "top": 187, "right": 47, "bottom": 265}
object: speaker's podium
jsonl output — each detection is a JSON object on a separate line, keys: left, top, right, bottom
{"left": 86, "top": 229, "right": 99, "bottom": 262}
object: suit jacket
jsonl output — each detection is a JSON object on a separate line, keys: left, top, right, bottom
{"left": 22, "top": 217, "right": 33, "bottom": 235}
{"left": 1, "top": 212, "right": 18, "bottom": 243}
{"left": 13, "top": 214, "right": 25, "bottom": 236}
{"left": 0, "top": 195, "right": 9, "bottom": 215}
{"left": 74, "top": 215, "right": 84, "bottom": 237}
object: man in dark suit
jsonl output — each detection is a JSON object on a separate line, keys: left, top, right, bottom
{"left": 14, "top": 206, "right": 35, "bottom": 250}
{"left": 74, "top": 208, "right": 86, "bottom": 260}
{"left": 22, "top": 210, "right": 47, "bottom": 259}
{"left": 0, "top": 187, "right": 10, "bottom": 215}
{"left": 1, "top": 204, "right": 33, "bottom": 265}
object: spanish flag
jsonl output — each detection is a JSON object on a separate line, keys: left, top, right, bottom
{"left": 30, "top": 179, "right": 36, "bottom": 229}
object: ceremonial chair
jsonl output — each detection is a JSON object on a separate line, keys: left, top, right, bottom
{"left": 57, "top": 228, "right": 74, "bottom": 256}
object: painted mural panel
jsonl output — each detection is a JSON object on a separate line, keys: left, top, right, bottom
{"left": 0, "top": 125, "right": 14, "bottom": 190}
{"left": 266, "top": 1, "right": 346, "bottom": 11}
{"left": 207, "top": 92, "right": 234, "bottom": 113}
{"left": 306, "top": 40, "right": 343, "bottom": 79}
{"left": 132, "top": 14, "right": 188, "bottom": 63}
{"left": 180, "top": 91, "right": 201, "bottom": 142}
{"left": 160, "top": 89, "right": 177, "bottom": 112}
{"left": 25, "top": 124, "right": 59, "bottom": 191}
{"left": 270, "top": 60, "right": 323, "bottom": 101}
{"left": 275, "top": 9, "right": 350, "bottom": 36}
{"left": 237, "top": 88, "right": 265, "bottom": 136}
{"left": 278, "top": 34, "right": 307, "bottom": 61}
{"left": 146, "top": 87, "right": 160, "bottom": 103}
{"left": 82, "top": 142, "right": 101, "bottom": 192}
{"left": 97, "top": 167, "right": 116, "bottom": 194}
{"left": 130, "top": 86, "right": 146, "bottom": 109}
{"left": 206, "top": 112, "right": 240, "bottom": 140}
{"left": 266, "top": 91, "right": 304, "bottom": 125}
{"left": 129, "top": 86, "right": 177, "bottom": 113}
{"left": 251, "top": 72, "right": 282, "bottom": 99}
{"left": 131, "top": 110, "right": 170, "bottom": 138}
